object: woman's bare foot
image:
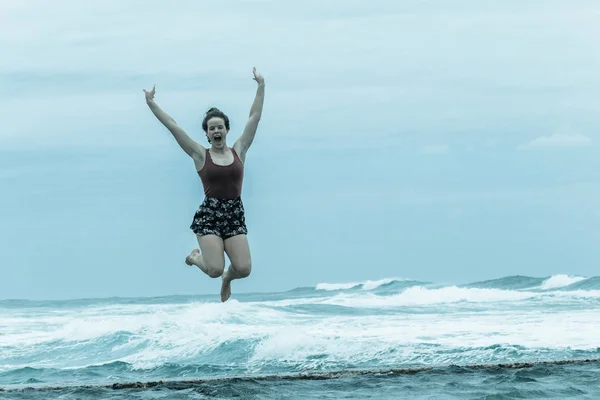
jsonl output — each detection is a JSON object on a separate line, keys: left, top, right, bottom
{"left": 220, "top": 270, "right": 232, "bottom": 302}
{"left": 185, "top": 249, "right": 200, "bottom": 266}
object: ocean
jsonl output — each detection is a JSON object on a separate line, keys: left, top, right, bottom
{"left": 1, "top": 274, "right": 600, "bottom": 399}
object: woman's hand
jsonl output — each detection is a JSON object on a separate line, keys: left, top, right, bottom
{"left": 252, "top": 67, "right": 264, "bottom": 86}
{"left": 143, "top": 84, "right": 156, "bottom": 103}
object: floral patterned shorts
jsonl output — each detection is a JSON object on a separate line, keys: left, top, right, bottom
{"left": 190, "top": 197, "right": 248, "bottom": 239}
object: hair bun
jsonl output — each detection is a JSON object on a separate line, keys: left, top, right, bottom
{"left": 206, "top": 107, "right": 221, "bottom": 114}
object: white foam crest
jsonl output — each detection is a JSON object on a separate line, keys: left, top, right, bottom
{"left": 320, "top": 286, "right": 600, "bottom": 308}
{"left": 246, "top": 309, "right": 600, "bottom": 370}
{"left": 322, "top": 286, "right": 533, "bottom": 308}
{"left": 205, "top": 286, "right": 600, "bottom": 310}
{"left": 0, "top": 303, "right": 221, "bottom": 347}
{"left": 315, "top": 277, "right": 404, "bottom": 292}
{"left": 538, "top": 274, "right": 587, "bottom": 290}
{"left": 3, "top": 293, "right": 600, "bottom": 374}
{"left": 361, "top": 278, "right": 399, "bottom": 291}
{"left": 315, "top": 282, "right": 361, "bottom": 291}
{"left": 0, "top": 300, "right": 299, "bottom": 371}
{"left": 118, "top": 300, "right": 305, "bottom": 370}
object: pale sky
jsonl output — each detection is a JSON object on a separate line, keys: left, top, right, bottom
{"left": 1, "top": 0, "right": 600, "bottom": 300}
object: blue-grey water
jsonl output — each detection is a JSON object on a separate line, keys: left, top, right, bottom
{"left": 1, "top": 274, "right": 600, "bottom": 399}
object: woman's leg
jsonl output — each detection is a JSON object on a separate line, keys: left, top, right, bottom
{"left": 185, "top": 234, "right": 226, "bottom": 278}
{"left": 220, "top": 234, "right": 252, "bottom": 302}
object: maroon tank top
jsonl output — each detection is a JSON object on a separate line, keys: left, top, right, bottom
{"left": 197, "top": 148, "right": 244, "bottom": 199}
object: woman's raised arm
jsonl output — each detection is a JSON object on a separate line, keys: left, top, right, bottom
{"left": 234, "top": 67, "right": 265, "bottom": 160}
{"left": 144, "top": 84, "right": 204, "bottom": 160}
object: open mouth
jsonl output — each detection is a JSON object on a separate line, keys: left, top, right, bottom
{"left": 213, "top": 134, "right": 223, "bottom": 142}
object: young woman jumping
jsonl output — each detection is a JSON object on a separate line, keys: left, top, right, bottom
{"left": 143, "top": 67, "right": 265, "bottom": 302}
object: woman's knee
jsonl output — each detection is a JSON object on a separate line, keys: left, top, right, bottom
{"left": 232, "top": 261, "right": 252, "bottom": 278}
{"left": 205, "top": 261, "right": 225, "bottom": 278}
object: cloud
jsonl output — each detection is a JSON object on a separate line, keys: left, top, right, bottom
{"left": 2, "top": 0, "right": 600, "bottom": 154}
{"left": 517, "top": 131, "right": 593, "bottom": 150}
{"left": 420, "top": 144, "right": 450, "bottom": 154}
